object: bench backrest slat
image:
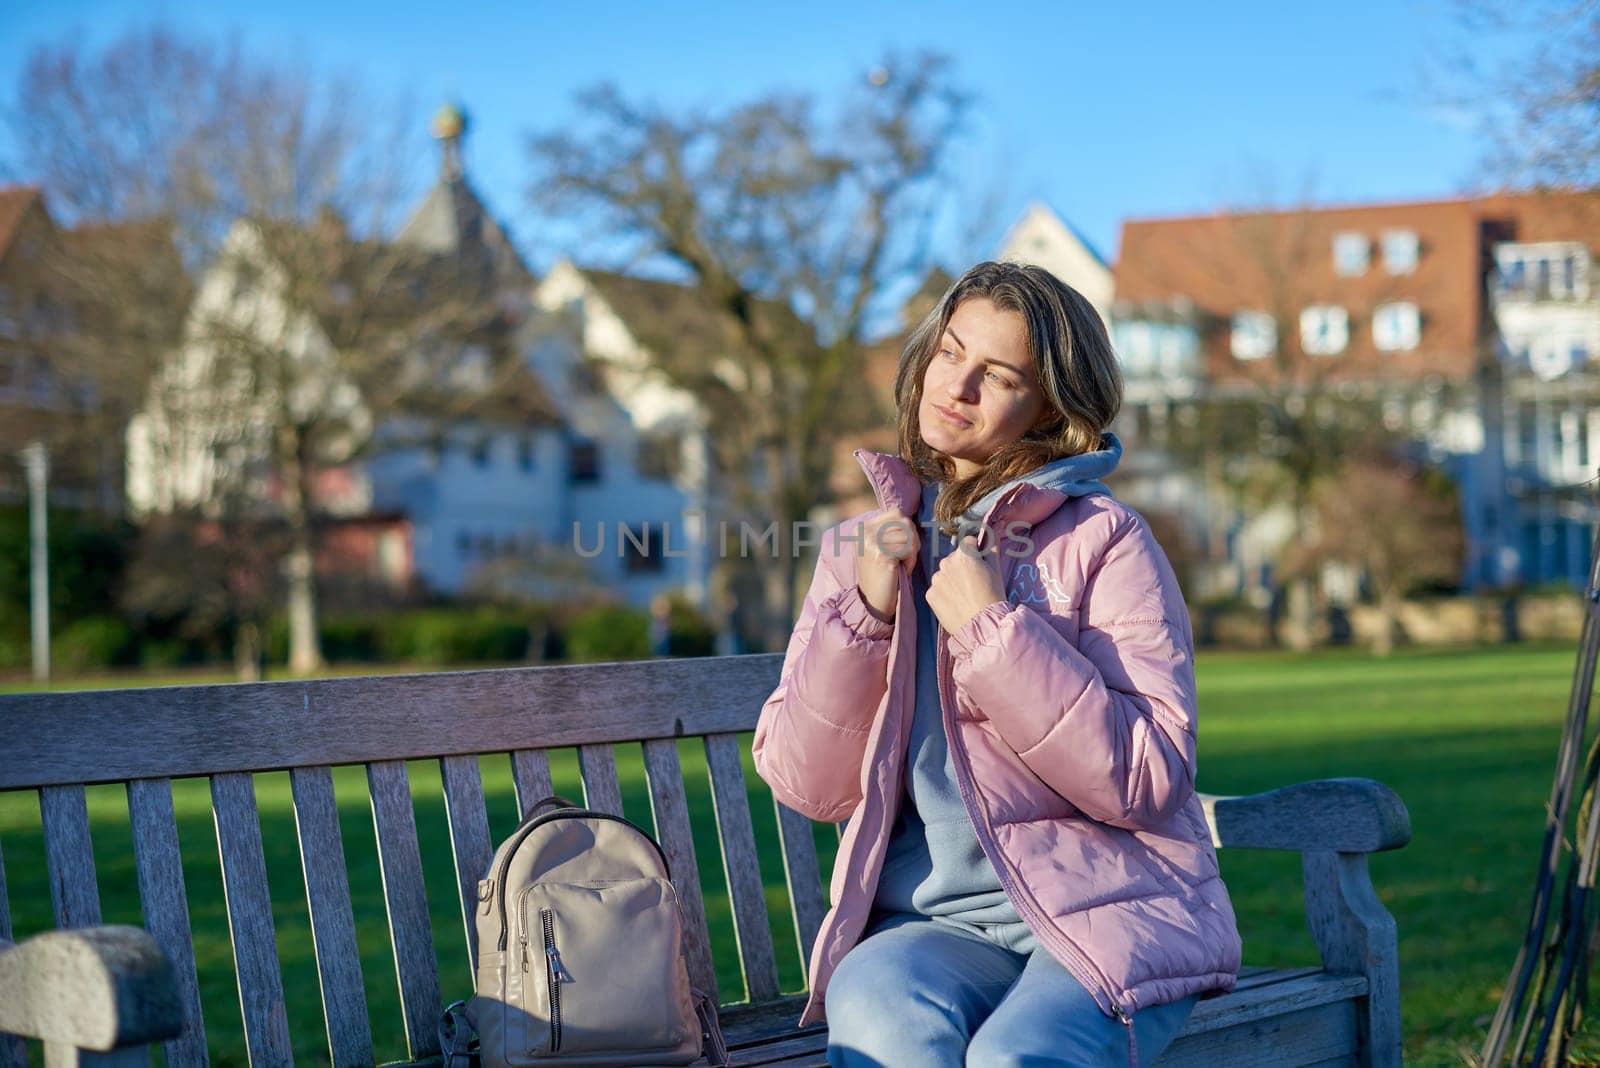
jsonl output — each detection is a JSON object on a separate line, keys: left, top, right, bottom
{"left": 577, "top": 744, "right": 626, "bottom": 817}
{"left": 126, "top": 777, "right": 209, "bottom": 1067}
{"left": 640, "top": 738, "right": 719, "bottom": 1003}
{"left": 289, "top": 766, "right": 375, "bottom": 1067}
{"left": 366, "top": 759, "right": 443, "bottom": 1060}
{"left": 39, "top": 785, "right": 101, "bottom": 929}
{"left": 209, "top": 772, "right": 294, "bottom": 1065}
{"left": 0, "top": 656, "right": 785, "bottom": 790}
{"left": 439, "top": 755, "right": 495, "bottom": 974}
{"left": 773, "top": 800, "right": 826, "bottom": 968}
{"left": 703, "top": 732, "right": 781, "bottom": 1003}
{"left": 509, "top": 749, "right": 555, "bottom": 818}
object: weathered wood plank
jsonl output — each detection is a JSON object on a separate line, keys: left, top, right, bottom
{"left": 578, "top": 745, "right": 625, "bottom": 817}
{"left": 0, "top": 832, "right": 23, "bottom": 1068}
{"left": 0, "top": 926, "right": 183, "bottom": 1054}
{"left": 39, "top": 785, "right": 101, "bottom": 929}
{"left": 290, "top": 766, "right": 373, "bottom": 1067}
{"left": 126, "top": 778, "right": 208, "bottom": 1068}
{"left": 1180, "top": 971, "right": 1366, "bottom": 1033}
{"left": 509, "top": 750, "right": 555, "bottom": 818}
{"left": 704, "top": 733, "right": 780, "bottom": 1003}
{"left": 1158, "top": 999, "right": 1360, "bottom": 1068}
{"left": 773, "top": 801, "right": 825, "bottom": 972}
{"left": 641, "top": 739, "right": 717, "bottom": 1003}
{"left": 439, "top": 756, "right": 494, "bottom": 973}
{"left": 0, "top": 654, "right": 785, "bottom": 789}
{"left": 210, "top": 773, "right": 292, "bottom": 1066}
{"left": 367, "top": 760, "right": 441, "bottom": 1059}
{"left": 1202, "top": 779, "right": 1411, "bottom": 854}
{"left": 1305, "top": 850, "right": 1402, "bottom": 1068}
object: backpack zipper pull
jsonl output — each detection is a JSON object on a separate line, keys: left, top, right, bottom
{"left": 547, "top": 946, "right": 574, "bottom": 984}
{"left": 519, "top": 934, "right": 530, "bottom": 971}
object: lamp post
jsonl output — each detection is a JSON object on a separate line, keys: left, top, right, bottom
{"left": 20, "top": 441, "right": 49, "bottom": 684}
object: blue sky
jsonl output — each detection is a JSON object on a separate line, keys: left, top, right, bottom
{"left": 0, "top": 0, "right": 1509, "bottom": 275}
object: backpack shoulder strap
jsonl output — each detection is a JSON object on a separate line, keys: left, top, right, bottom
{"left": 439, "top": 999, "right": 480, "bottom": 1068}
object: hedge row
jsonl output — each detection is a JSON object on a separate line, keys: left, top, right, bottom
{"left": 29, "top": 599, "right": 719, "bottom": 674}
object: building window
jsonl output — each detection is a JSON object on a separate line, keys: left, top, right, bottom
{"left": 1333, "top": 233, "right": 1369, "bottom": 277}
{"left": 1230, "top": 311, "right": 1276, "bottom": 360}
{"left": 621, "top": 523, "right": 664, "bottom": 574}
{"left": 1300, "top": 305, "right": 1349, "bottom": 356}
{"left": 1373, "top": 301, "right": 1421, "bottom": 352}
{"left": 636, "top": 432, "right": 680, "bottom": 481}
{"left": 471, "top": 437, "right": 492, "bottom": 468}
{"left": 1381, "top": 229, "right": 1419, "bottom": 274}
{"left": 568, "top": 438, "right": 601, "bottom": 484}
{"left": 456, "top": 530, "right": 472, "bottom": 558}
{"left": 517, "top": 436, "right": 536, "bottom": 472}
{"left": 1493, "top": 242, "right": 1592, "bottom": 302}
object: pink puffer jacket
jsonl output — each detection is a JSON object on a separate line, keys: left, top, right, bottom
{"left": 753, "top": 449, "right": 1241, "bottom": 1030}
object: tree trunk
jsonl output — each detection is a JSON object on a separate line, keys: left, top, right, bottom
{"left": 285, "top": 538, "right": 322, "bottom": 674}
{"left": 279, "top": 425, "right": 324, "bottom": 674}
{"left": 1285, "top": 577, "right": 1319, "bottom": 651}
{"left": 1373, "top": 590, "right": 1400, "bottom": 657}
{"left": 233, "top": 620, "right": 262, "bottom": 681}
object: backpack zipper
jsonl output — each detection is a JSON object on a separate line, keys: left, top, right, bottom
{"left": 540, "top": 907, "right": 564, "bottom": 1052}
{"left": 493, "top": 807, "right": 671, "bottom": 951}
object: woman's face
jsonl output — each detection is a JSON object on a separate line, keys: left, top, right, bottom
{"left": 919, "top": 297, "right": 1049, "bottom": 480}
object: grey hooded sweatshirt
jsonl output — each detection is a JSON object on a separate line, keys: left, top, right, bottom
{"left": 870, "top": 432, "right": 1124, "bottom": 952}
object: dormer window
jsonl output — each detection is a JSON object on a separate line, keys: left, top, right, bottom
{"left": 1300, "top": 305, "right": 1349, "bottom": 355}
{"left": 1382, "top": 230, "right": 1419, "bottom": 274}
{"left": 1230, "top": 311, "right": 1276, "bottom": 361}
{"left": 1333, "top": 233, "right": 1369, "bottom": 277}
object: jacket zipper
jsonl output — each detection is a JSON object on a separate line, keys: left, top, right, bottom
{"left": 494, "top": 807, "right": 671, "bottom": 951}
{"left": 933, "top": 558, "right": 1133, "bottom": 1025}
{"left": 540, "top": 907, "right": 564, "bottom": 1051}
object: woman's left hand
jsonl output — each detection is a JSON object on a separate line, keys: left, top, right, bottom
{"left": 927, "top": 534, "right": 1008, "bottom": 635}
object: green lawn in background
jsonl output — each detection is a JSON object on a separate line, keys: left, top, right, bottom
{"left": 0, "top": 643, "right": 1589, "bottom": 1066}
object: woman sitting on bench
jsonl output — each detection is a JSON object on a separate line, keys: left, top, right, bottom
{"left": 753, "top": 261, "right": 1242, "bottom": 1067}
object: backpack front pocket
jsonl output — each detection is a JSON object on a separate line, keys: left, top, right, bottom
{"left": 516, "top": 876, "right": 697, "bottom": 1058}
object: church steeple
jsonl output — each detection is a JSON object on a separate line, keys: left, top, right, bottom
{"left": 431, "top": 102, "right": 468, "bottom": 180}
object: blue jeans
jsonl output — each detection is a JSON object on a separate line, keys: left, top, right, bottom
{"left": 825, "top": 914, "right": 1198, "bottom": 1067}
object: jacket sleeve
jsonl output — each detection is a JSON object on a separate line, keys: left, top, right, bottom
{"left": 945, "top": 514, "right": 1197, "bottom": 831}
{"left": 752, "top": 523, "right": 896, "bottom": 823}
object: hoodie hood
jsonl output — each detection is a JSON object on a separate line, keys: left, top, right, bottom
{"left": 954, "top": 430, "right": 1123, "bottom": 528}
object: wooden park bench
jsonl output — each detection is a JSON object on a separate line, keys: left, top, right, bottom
{"left": 0, "top": 653, "right": 1410, "bottom": 1066}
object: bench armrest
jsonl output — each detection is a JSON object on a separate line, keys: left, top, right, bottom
{"left": 0, "top": 925, "right": 182, "bottom": 1052}
{"left": 1200, "top": 777, "right": 1412, "bottom": 853}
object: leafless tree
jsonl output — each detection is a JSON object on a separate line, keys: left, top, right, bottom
{"left": 526, "top": 53, "right": 973, "bottom": 649}
{"left": 8, "top": 27, "right": 552, "bottom": 673}
{"left": 1430, "top": 0, "right": 1600, "bottom": 193}
{"left": 1283, "top": 456, "right": 1464, "bottom": 654}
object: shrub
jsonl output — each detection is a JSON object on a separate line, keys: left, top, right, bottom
{"left": 666, "top": 595, "right": 717, "bottom": 658}
{"left": 564, "top": 604, "right": 651, "bottom": 662}
{"left": 52, "top": 615, "right": 138, "bottom": 672}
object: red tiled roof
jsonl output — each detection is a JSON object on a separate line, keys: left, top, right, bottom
{"left": 1113, "top": 189, "right": 1600, "bottom": 385}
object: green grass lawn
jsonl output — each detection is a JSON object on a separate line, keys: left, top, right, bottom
{"left": 0, "top": 642, "right": 1590, "bottom": 1066}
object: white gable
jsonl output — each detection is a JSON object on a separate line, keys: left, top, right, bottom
{"left": 996, "top": 202, "right": 1115, "bottom": 325}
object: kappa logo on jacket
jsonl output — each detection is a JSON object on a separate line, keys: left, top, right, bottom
{"left": 1006, "top": 561, "right": 1073, "bottom": 610}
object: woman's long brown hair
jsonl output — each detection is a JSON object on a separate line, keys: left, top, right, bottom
{"left": 895, "top": 261, "right": 1124, "bottom": 533}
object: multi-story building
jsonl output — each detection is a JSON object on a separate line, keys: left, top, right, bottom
{"left": 1110, "top": 191, "right": 1600, "bottom": 595}
{"left": 126, "top": 106, "right": 710, "bottom": 610}
{"left": 0, "top": 186, "right": 175, "bottom": 512}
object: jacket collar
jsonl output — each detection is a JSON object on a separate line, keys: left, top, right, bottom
{"left": 852, "top": 448, "right": 1077, "bottom": 532}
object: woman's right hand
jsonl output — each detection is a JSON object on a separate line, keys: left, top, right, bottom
{"left": 856, "top": 511, "right": 921, "bottom": 624}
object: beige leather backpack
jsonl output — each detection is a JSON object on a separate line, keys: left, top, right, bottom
{"left": 443, "top": 795, "right": 728, "bottom": 1067}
